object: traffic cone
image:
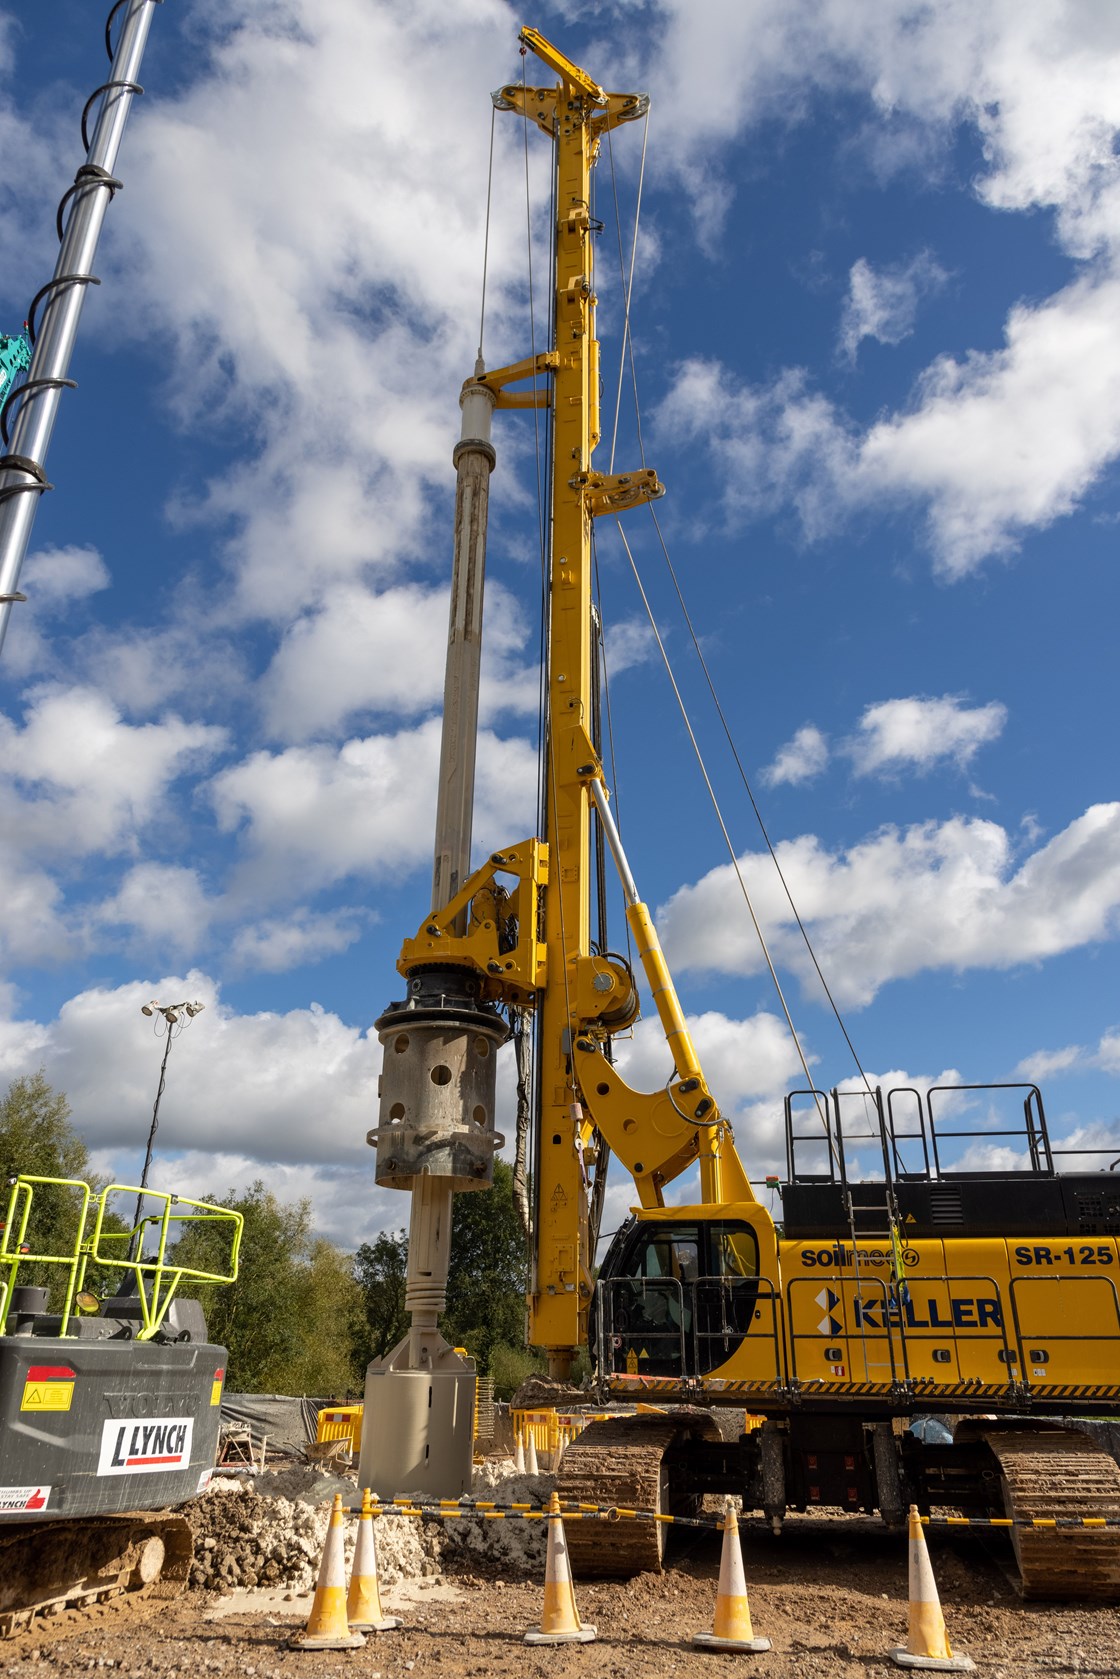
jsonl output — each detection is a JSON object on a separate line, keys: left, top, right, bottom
{"left": 526, "top": 1430, "right": 540, "bottom": 1475}
{"left": 514, "top": 1431, "right": 526, "bottom": 1472}
{"left": 524, "top": 1491, "right": 596, "bottom": 1645}
{"left": 347, "top": 1489, "right": 401, "bottom": 1634}
{"left": 692, "top": 1502, "right": 771, "bottom": 1652}
{"left": 289, "top": 1493, "right": 366, "bottom": 1650}
{"left": 890, "top": 1506, "right": 974, "bottom": 1671}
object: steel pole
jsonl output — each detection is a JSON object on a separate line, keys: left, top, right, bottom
{"left": 406, "top": 373, "right": 497, "bottom": 1367}
{"left": 0, "top": 0, "right": 162, "bottom": 654}
{"left": 430, "top": 372, "right": 498, "bottom": 923}
{"left": 133, "top": 1021, "right": 173, "bottom": 1237}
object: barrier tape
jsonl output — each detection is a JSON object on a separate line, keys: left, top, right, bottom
{"left": 364, "top": 1494, "right": 1120, "bottom": 1535}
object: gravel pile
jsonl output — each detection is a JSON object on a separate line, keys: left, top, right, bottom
{"left": 439, "top": 1461, "right": 550, "bottom": 1574}
{"left": 186, "top": 1458, "right": 554, "bottom": 1595}
{"left": 186, "top": 1467, "right": 443, "bottom": 1594}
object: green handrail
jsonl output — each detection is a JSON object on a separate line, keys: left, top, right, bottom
{"left": 0, "top": 1175, "right": 243, "bottom": 1339}
{"left": 0, "top": 1175, "right": 92, "bottom": 1334}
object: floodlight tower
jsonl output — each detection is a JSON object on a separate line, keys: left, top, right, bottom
{"left": 134, "top": 998, "right": 205, "bottom": 1238}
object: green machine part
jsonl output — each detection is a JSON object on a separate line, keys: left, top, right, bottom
{"left": 0, "top": 333, "right": 31, "bottom": 410}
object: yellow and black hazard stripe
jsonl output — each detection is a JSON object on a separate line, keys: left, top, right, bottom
{"left": 368, "top": 1495, "right": 1120, "bottom": 1535}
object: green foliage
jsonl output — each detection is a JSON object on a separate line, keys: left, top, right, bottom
{"left": 488, "top": 1340, "right": 544, "bottom": 1401}
{"left": 353, "top": 1228, "right": 408, "bottom": 1362}
{"left": 174, "top": 1182, "right": 362, "bottom": 1395}
{"left": 0, "top": 1071, "right": 123, "bottom": 1306}
{"left": 351, "top": 1164, "right": 532, "bottom": 1383}
{"left": 286, "top": 1238, "right": 364, "bottom": 1398}
{"left": 442, "top": 1160, "right": 528, "bottom": 1371}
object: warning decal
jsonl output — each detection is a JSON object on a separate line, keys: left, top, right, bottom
{"left": 210, "top": 1367, "right": 224, "bottom": 1407}
{"left": 97, "top": 1416, "right": 194, "bottom": 1476}
{"left": 20, "top": 1365, "right": 76, "bottom": 1412}
{"left": 0, "top": 1485, "right": 50, "bottom": 1513}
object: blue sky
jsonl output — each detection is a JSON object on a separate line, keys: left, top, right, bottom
{"left": 0, "top": 0, "right": 1117, "bottom": 1249}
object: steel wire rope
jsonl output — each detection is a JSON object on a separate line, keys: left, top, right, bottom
{"left": 644, "top": 499, "right": 876, "bottom": 1103}
{"left": 601, "top": 123, "right": 871, "bottom": 1133}
{"left": 593, "top": 124, "right": 644, "bottom": 980}
{"left": 601, "top": 108, "right": 837, "bottom": 1154}
{"left": 604, "top": 110, "right": 650, "bottom": 475}
{"left": 535, "top": 91, "right": 581, "bottom": 1113}
{"left": 476, "top": 103, "right": 497, "bottom": 364}
{"left": 516, "top": 42, "right": 549, "bottom": 1249}
{"left": 613, "top": 515, "right": 839, "bottom": 1168}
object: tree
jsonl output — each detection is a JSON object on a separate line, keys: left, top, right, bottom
{"left": 287, "top": 1238, "right": 365, "bottom": 1398}
{"left": 173, "top": 1181, "right": 363, "bottom": 1394}
{"left": 352, "top": 1165, "right": 535, "bottom": 1384}
{"left": 0, "top": 1071, "right": 113, "bottom": 1303}
{"left": 353, "top": 1228, "right": 408, "bottom": 1363}
{"left": 442, "top": 1160, "right": 528, "bottom": 1372}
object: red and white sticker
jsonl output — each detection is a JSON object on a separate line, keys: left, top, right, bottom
{"left": 97, "top": 1416, "right": 194, "bottom": 1476}
{"left": 0, "top": 1484, "right": 51, "bottom": 1513}
{"left": 196, "top": 1468, "right": 213, "bottom": 1494}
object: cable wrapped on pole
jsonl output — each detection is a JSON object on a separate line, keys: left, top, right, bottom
{"left": 0, "top": 0, "right": 164, "bottom": 657}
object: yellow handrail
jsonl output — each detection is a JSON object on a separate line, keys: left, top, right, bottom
{"left": 0, "top": 1175, "right": 242, "bottom": 1339}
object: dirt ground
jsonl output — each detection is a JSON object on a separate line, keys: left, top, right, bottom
{"left": 5, "top": 1515, "right": 1120, "bottom": 1679}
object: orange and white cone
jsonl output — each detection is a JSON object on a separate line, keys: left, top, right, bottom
{"left": 890, "top": 1506, "right": 974, "bottom": 1670}
{"left": 692, "top": 1502, "right": 771, "bottom": 1652}
{"left": 289, "top": 1493, "right": 365, "bottom": 1650}
{"left": 526, "top": 1430, "right": 540, "bottom": 1476}
{"left": 514, "top": 1431, "right": 526, "bottom": 1473}
{"left": 524, "top": 1492, "right": 596, "bottom": 1645}
{"left": 347, "top": 1489, "right": 402, "bottom": 1634}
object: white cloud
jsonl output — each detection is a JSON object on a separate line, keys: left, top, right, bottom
{"left": 210, "top": 719, "right": 538, "bottom": 901}
{"left": 643, "top": 1, "right": 1120, "bottom": 258}
{"left": 109, "top": 1, "right": 533, "bottom": 626}
{"left": 1011, "top": 1029, "right": 1120, "bottom": 1083}
{"left": 90, "top": 863, "right": 213, "bottom": 956}
{"left": 22, "top": 544, "right": 110, "bottom": 607}
{"left": 839, "top": 251, "right": 949, "bottom": 362}
{"left": 604, "top": 617, "right": 657, "bottom": 677}
{"left": 228, "top": 909, "right": 365, "bottom": 974}
{"left": 660, "top": 269, "right": 1120, "bottom": 576}
{"left": 847, "top": 695, "right": 1007, "bottom": 776}
{"left": 641, "top": 1, "right": 1120, "bottom": 575}
{"left": 0, "top": 855, "right": 72, "bottom": 967}
{"left": 1095, "top": 1031, "right": 1120, "bottom": 1076}
{"left": 0, "top": 973, "right": 378, "bottom": 1172}
{"left": 79, "top": 622, "right": 251, "bottom": 718}
{"left": 658, "top": 803, "right": 1120, "bottom": 1008}
{"left": 258, "top": 579, "right": 537, "bottom": 742}
{"left": 860, "top": 275, "right": 1120, "bottom": 575}
{"left": 1014, "top": 1044, "right": 1085, "bottom": 1083}
{"left": 762, "top": 724, "right": 829, "bottom": 787}
{"left": 0, "top": 687, "right": 227, "bottom": 857}
{"left": 0, "top": 547, "right": 112, "bottom": 682}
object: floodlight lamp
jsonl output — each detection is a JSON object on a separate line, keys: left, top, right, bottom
{"left": 141, "top": 1000, "right": 158, "bottom": 1017}
{"left": 186, "top": 1001, "right": 205, "bottom": 1018}
{"left": 74, "top": 1291, "right": 100, "bottom": 1315}
{"left": 164, "top": 1008, "right": 179, "bottom": 1024}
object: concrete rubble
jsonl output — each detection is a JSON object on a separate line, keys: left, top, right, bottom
{"left": 186, "top": 1458, "right": 550, "bottom": 1595}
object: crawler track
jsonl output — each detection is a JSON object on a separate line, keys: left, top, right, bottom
{"left": 983, "top": 1428, "right": 1120, "bottom": 1600}
{"left": 555, "top": 1411, "right": 720, "bottom": 1578}
{"left": 0, "top": 1513, "right": 193, "bottom": 1636}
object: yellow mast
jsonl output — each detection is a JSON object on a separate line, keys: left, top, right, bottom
{"left": 493, "top": 32, "right": 659, "bottom": 1371}
{"left": 383, "top": 29, "right": 755, "bottom": 1394}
